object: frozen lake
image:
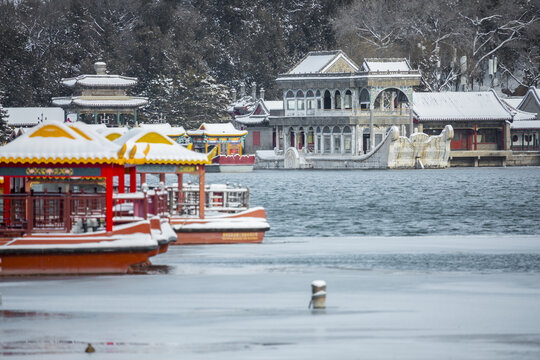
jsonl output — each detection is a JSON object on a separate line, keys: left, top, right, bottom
{"left": 1, "top": 167, "right": 540, "bottom": 359}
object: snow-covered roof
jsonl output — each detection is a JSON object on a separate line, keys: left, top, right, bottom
{"left": 265, "top": 100, "right": 284, "bottom": 111}
{"left": 502, "top": 98, "right": 523, "bottom": 109}
{"left": 61, "top": 75, "right": 138, "bottom": 88}
{"left": 139, "top": 123, "right": 186, "bottom": 136}
{"left": 188, "top": 122, "right": 247, "bottom": 137}
{"left": 4, "top": 107, "right": 64, "bottom": 126}
{"left": 114, "top": 128, "right": 209, "bottom": 165}
{"left": 288, "top": 50, "right": 359, "bottom": 74}
{"left": 96, "top": 126, "right": 130, "bottom": 141}
{"left": 413, "top": 91, "right": 537, "bottom": 122}
{"left": 0, "top": 121, "right": 124, "bottom": 165}
{"left": 518, "top": 87, "right": 540, "bottom": 109}
{"left": 52, "top": 96, "right": 148, "bottom": 108}
{"left": 511, "top": 120, "right": 540, "bottom": 129}
{"left": 363, "top": 58, "right": 411, "bottom": 72}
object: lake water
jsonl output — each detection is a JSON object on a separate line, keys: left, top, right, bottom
{"left": 1, "top": 167, "right": 540, "bottom": 359}
{"left": 205, "top": 167, "right": 540, "bottom": 238}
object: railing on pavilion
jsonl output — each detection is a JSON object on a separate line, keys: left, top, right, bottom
{"left": 0, "top": 190, "right": 169, "bottom": 235}
{"left": 167, "top": 183, "right": 250, "bottom": 216}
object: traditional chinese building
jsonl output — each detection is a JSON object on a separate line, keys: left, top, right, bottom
{"left": 52, "top": 62, "right": 148, "bottom": 126}
{"left": 187, "top": 123, "right": 247, "bottom": 155}
{"left": 509, "top": 87, "right": 540, "bottom": 151}
{"left": 227, "top": 83, "right": 283, "bottom": 154}
{"left": 414, "top": 90, "right": 536, "bottom": 166}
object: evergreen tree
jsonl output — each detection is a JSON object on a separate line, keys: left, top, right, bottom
{"left": 0, "top": 92, "right": 12, "bottom": 144}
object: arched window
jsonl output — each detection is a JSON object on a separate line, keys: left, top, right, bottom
{"left": 343, "top": 126, "right": 352, "bottom": 153}
{"left": 323, "top": 90, "right": 331, "bottom": 109}
{"left": 359, "top": 88, "right": 370, "bottom": 110}
{"left": 344, "top": 90, "right": 352, "bottom": 109}
{"left": 296, "top": 90, "right": 305, "bottom": 110}
{"left": 333, "top": 126, "right": 341, "bottom": 153}
{"left": 323, "top": 126, "right": 331, "bottom": 153}
{"left": 286, "top": 90, "right": 295, "bottom": 110}
{"left": 306, "top": 90, "right": 315, "bottom": 110}
{"left": 374, "top": 88, "right": 410, "bottom": 113}
{"left": 335, "top": 90, "right": 341, "bottom": 109}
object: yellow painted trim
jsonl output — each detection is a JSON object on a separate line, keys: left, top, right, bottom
{"left": 200, "top": 132, "right": 247, "bottom": 137}
{"left": 136, "top": 132, "right": 173, "bottom": 145}
{"left": 0, "top": 156, "right": 122, "bottom": 165}
{"left": 143, "top": 144, "right": 151, "bottom": 156}
{"left": 29, "top": 124, "right": 76, "bottom": 140}
{"left": 207, "top": 146, "right": 218, "bottom": 161}
{"left": 106, "top": 133, "right": 122, "bottom": 141}
{"left": 187, "top": 143, "right": 193, "bottom": 150}
{"left": 129, "top": 145, "right": 138, "bottom": 159}
{"left": 69, "top": 127, "right": 93, "bottom": 141}
{"left": 117, "top": 143, "right": 127, "bottom": 158}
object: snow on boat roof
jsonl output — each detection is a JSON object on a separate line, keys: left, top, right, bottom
{"left": 188, "top": 122, "right": 247, "bottom": 137}
{"left": 4, "top": 107, "right": 64, "bottom": 126}
{"left": 94, "top": 126, "right": 130, "bottom": 141}
{"left": 0, "top": 121, "right": 124, "bottom": 165}
{"left": 61, "top": 75, "right": 138, "bottom": 88}
{"left": 413, "top": 91, "right": 537, "bottom": 121}
{"left": 139, "top": 123, "right": 186, "bottom": 136}
{"left": 363, "top": 58, "right": 411, "bottom": 72}
{"left": 114, "top": 128, "right": 209, "bottom": 165}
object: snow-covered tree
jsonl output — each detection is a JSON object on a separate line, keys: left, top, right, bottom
{"left": 0, "top": 92, "right": 12, "bottom": 144}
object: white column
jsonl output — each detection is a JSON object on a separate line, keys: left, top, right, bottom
{"left": 341, "top": 133, "right": 345, "bottom": 154}
{"left": 370, "top": 108, "right": 375, "bottom": 151}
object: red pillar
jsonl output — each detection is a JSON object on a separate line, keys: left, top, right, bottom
{"left": 140, "top": 173, "right": 146, "bottom": 185}
{"left": 105, "top": 167, "right": 113, "bottom": 232}
{"left": 3, "top": 176, "right": 10, "bottom": 225}
{"left": 159, "top": 173, "right": 166, "bottom": 184}
{"left": 198, "top": 165, "right": 205, "bottom": 219}
{"left": 118, "top": 166, "right": 125, "bottom": 194}
{"left": 501, "top": 124, "right": 505, "bottom": 150}
{"left": 130, "top": 167, "right": 137, "bottom": 193}
{"left": 177, "top": 173, "right": 183, "bottom": 214}
{"left": 474, "top": 124, "right": 478, "bottom": 151}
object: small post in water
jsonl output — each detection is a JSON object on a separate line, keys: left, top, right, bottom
{"left": 309, "top": 280, "right": 326, "bottom": 309}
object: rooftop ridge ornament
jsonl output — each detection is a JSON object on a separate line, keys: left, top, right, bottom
{"left": 94, "top": 61, "right": 107, "bottom": 75}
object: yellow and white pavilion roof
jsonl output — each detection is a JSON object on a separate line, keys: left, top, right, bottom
{"left": 0, "top": 121, "right": 125, "bottom": 165}
{"left": 114, "top": 128, "right": 209, "bottom": 165}
{"left": 187, "top": 122, "right": 247, "bottom": 137}
{"left": 94, "top": 126, "right": 130, "bottom": 141}
{"left": 139, "top": 123, "right": 186, "bottom": 137}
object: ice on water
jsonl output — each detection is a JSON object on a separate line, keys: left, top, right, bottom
{"left": 1, "top": 168, "right": 540, "bottom": 359}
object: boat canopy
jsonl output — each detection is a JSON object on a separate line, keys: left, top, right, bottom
{"left": 114, "top": 128, "right": 210, "bottom": 165}
{"left": 0, "top": 121, "right": 125, "bottom": 165}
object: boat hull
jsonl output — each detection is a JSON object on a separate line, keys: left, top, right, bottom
{"left": 169, "top": 207, "right": 270, "bottom": 245}
{"left": 209, "top": 154, "right": 255, "bottom": 173}
{"left": 0, "top": 248, "right": 155, "bottom": 275}
{"left": 0, "top": 221, "right": 159, "bottom": 276}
